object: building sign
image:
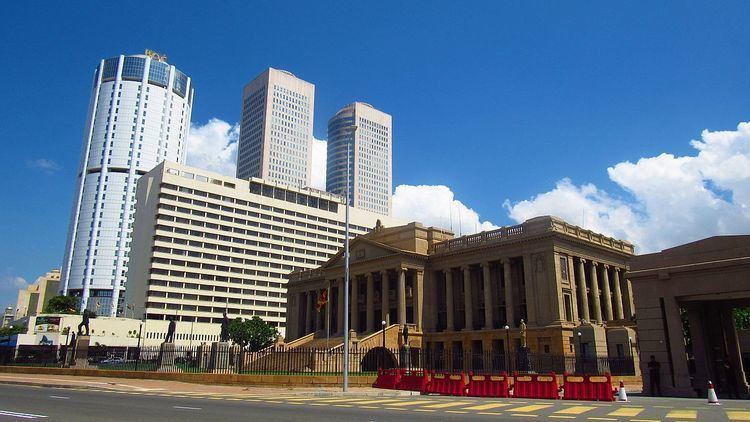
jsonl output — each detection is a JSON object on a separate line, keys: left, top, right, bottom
{"left": 145, "top": 49, "right": 168, "bottom": 62}
{"left": 34, "top": 316, "right": 61, "bottom": 333}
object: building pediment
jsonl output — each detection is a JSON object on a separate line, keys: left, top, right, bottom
{"left": 321, "top": 237, "right": 410, "bottom": 269}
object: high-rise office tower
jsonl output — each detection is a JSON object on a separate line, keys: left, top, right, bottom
{"left": 327, "top": 102, "right": 392, "bottom": 215}
{"left": 61, "top": 50, "right": 194, "bottom": 316}
{"left": 236, "top": 68, "right": 315, "bottom": 187}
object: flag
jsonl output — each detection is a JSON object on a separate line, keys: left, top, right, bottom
{"left": 315, "top": 289, "right": 328, "bottom": 312}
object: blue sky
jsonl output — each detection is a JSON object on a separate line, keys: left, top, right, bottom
{"left": 3, "top": 1, "right": 750, "bottom": 307}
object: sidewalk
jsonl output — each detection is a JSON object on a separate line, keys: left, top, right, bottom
{"left": 0, "top": 373, "right": 414, "bottom": 397}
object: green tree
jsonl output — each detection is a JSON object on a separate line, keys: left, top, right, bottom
{"left": 43, "top": 295, "right": 79, "bottom": 314}
{"left": 0, "top": 325, "right": 25, "bottom": 337}
{"left": 228, "top": 316, "right": 278, "bottom": 352}
{"left": 734, "top": 308, "right": 750, "bottom": 330}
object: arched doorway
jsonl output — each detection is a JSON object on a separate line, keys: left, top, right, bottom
{"left": 360, "top": 347, "right": 397, "bottom": 372}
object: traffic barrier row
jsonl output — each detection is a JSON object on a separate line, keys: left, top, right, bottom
{"left": 426, "top": 372, "right": 467, "bottom": 396}
{"left": 466, "top": 372, "right": 511, "bottom": 398}
{"left": 374, "top": 368, "right": 618, "bottom": 402}
{"left": 562, "top": 372, "right": 616, "bottom": 401}
{"left": 373, "top": 368, "right": 401, "bottom": 389}
{"left": 512, "top": 372, "right": 559, "bottom": 399}
{"left": 398, "top": 369, "right": 429, "bottom": 392}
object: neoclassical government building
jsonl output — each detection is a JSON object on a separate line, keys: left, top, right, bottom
{"left": 285, "top": 216, "right": 637, "bottom": 360}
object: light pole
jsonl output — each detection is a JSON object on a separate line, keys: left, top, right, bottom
{"left": 343, "top": 125, "right": 357, "bottom": 392}
{"left": 381, "top": 320, "right": 386, "bottom": 370}
{"left": 628, "top": 336, "right": 634, "bottom": 374}
{"left": 504, "top": 325, "right": 510, "bottom": 372}
{"left": 577, "top": 331, "right": 583, "bottom": 374}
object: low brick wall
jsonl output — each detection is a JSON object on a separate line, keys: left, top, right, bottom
{"left": 0, "top": 366, "right": 377, "bottom": 387}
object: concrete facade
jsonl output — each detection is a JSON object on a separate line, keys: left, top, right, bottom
{"left": 286, "top": 216, "right": 637, "bottom": 362}
{"left": 326, "top": 102, "right": 392, "bottom": 215}
{"left": 125, "top": 161, "right": 403, "bottom": 335}
{"left": 629, "top": 236, "right": 750, "bottom": 397}
{"left": 15, "top": 269, "right": 61, "bottom": 319}
{"left": 236, "top": 68, "right": 315, "bottom": 187}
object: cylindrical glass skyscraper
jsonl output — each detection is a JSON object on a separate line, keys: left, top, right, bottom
{"left": 61, "top": 51, "right": 194, "bottom": 316}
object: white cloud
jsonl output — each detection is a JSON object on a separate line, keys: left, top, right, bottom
{"left": 186, "top": 119, "right": 239, "bottom": 176}
{"left": 310, "top": 137, "right": 327, "bottom": 190}
{"left": 504, "top": 121, "right": 750, "bottom": 252}
{"left": 2, "top": 274, "right": 28, "bottom": 290}
{"left": 26, "top": 158, "right": 61, "bottom": 173}
{"left": 393, "top": 184, "right": 498, "bottom": 236}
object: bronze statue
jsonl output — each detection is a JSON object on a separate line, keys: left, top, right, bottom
{"left": 220, "top": 312, "right": 230, "bottom": 342}
{"left": 77, "top": 310, "right": 90, "bottom": 336}
{"left": 69, "top": 332, "right": 76, "bottom": 346}
{"left": 402, "top": 324, "right": 409, "bottom": 346}
{"left": 164, "top": 317, "right": 176, "bottom": 343}
{"left": 520, "top": 319, "right": 527, "bottom": 348}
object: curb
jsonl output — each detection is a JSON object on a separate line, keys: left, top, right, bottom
{"left": 0, "top": 379, "right": 415, "bottom": 398}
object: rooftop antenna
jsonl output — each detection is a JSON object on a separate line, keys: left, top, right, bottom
{"left": 449, "top": 201, "right": 454, "bottom": 232}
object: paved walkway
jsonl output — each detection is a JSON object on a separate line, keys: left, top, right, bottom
{"left": 0, "top": 373, "right": 412, "bottom": 397}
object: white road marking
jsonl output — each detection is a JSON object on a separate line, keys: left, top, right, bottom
{"left": 49, "top": 395, "right": 69, "bottom": 399}
{"left": 0, "top": 409, "right": 49, "bottom": 419}
{"left": 172, "top": 406, "right": 201, "bottom": 411}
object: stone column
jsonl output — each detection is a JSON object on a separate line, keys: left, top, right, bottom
{"left": 577, "top": 258, "right": 590, "bottom": 322}
{"left": 414, "top": 270, "right": 424, "bottom": 330}
{"left": 612, "top": 268, "right": 624, "bottom": 320}
{"left": 445, "top": 269, "right": 454, "bottom": 331}
{"left": 337, "top": 279, "right": 345, "bottom": 335}
{"left": 366, "top": 273, "right": 375, "bottom": 332}
{"left": 623, "top": 278, "right": 635, "bottom": 319}
{"left": 426, "top": 271, "right": 438, "bottom": 331}
{"left": 589, "top": 262, "right": 603, "bottom": 324}
{"left": 601, "top": 265, "right": 613, "bottom": 321}
{"left": 306, "top": 291, "right": 314, "bottom": 335}
{"left": 397, "top": 268, "right": 407, "bottom": 326}
{"left": 463, "top": 266, "right": 473, "bottom": 330}
{"left": 351, "top": 276, "right": 359, "bottom": 333}
{"left": 482, "top": 262, "right": 494, "bottom": 330}
{"left": 381, "top": 272, "right": 390, "bottom": 325}
{"left": 503, "top": 260, "right": 515, "bottom": 327}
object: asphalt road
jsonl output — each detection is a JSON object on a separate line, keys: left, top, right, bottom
{"left": 0, "top": 383, "right": 748, "bottom": 421}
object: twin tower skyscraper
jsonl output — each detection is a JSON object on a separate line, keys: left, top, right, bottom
{"left": 236, "top": 68, "right": 393, "bottom": 216}
{"left": 61, "top": 57, "right": 392, "bottom": 316}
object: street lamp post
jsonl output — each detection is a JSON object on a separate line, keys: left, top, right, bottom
{"left": 628, "top": 336, "right": 634, "bottom": 374}
{"left": 381, "top": 320, "right": 386, "bottom": 370}
{"left": 504, "top": 325, "right": 510, "bottom": 372}
{"left": 577, "top": 331, "right": 583, "bottom": 374}
{"left": 343, "top": 125, "right": 357, "bottom": 393}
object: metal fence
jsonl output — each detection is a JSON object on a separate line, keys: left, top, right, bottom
{"left": 0, "top": 345, "right": 636, "bottom": 376}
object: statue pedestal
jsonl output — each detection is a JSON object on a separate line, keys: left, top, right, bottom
{"left": 72, "top": 336, "right": 90, "bottom": 368}
{"left": 516, "top": 347, "right": 532, "bottom": 372}
{"left": 157, "top": 342, "right": 179, "bottom": 372}
{"left": 209, "top": 342, "right": 230, "bottom": 372}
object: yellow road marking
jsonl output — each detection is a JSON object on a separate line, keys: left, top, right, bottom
{"left": 727, "top": 411, "right": 750, "bottom": 421}
{"left": 587, "top": 418, "right": 616, "bottom": 421}
{"left": 422, "top": 401, "right": 472, "bottom": 409}
{"left": 386, "top": 400, "right": 436, "bottom": 407}
{"left": 630, "top": 420, "right": 660, "bottom": 422}
{"left": 554, "top": 406, "right": 596, "bottom": 415}
{"left": 549, "top": 417, "right": 575, "bottom": 420}
{"left": 412, "top": 409, "right": 436, "bottom": 412}
{"left": 333, "top": 404, "right": 353, "bottom": 408}
{"left": 666, "top": 409, "right": 697, "bottom": 419}
{"left": 445, "top": 410, "right": 468, "bottom": 414}
{"left": 509, "top": 404, "right": 552, "bottom": 413}
{"left": 360, "top": 406, "right": 378, "bottom": 409}
{"left": 385, "top": 407, "right": 407, "bottom": 411}
{"left": 314, "top": 398, "right": 365, "bottom": 403}
{"left": 510, "top": 415, "right": 539, "bottom": 418}
{"left": 608, "top": 407, "right": 643, "bottom": 417}
{"left": 351, "top": 399, "right": 405, "bottom": 405}
{"left": 463, "top": 403, "right": 512, "bottom": 411}
{"left": 477, "top": 412, "right": 504, "bottom": 416}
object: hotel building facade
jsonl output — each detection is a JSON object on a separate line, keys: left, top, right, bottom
{"left": 61, "top": 51, "right": 193, "bottom": 316}
{"left": 236, "top": 68, "right": 315, "bottom": 187}
{"left": 286, "top": 217, "right": 637, "bottom": 361}
{"left": 125, "top": 161, "right": 403, "bottom": 334}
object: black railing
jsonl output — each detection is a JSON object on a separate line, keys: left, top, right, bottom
{"left": 0, "top": 345, "right": 636, "bottom": 376}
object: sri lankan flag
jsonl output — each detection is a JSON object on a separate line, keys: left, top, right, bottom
{"left": 315, "top": 289, "right": 328, "bottom": 312}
